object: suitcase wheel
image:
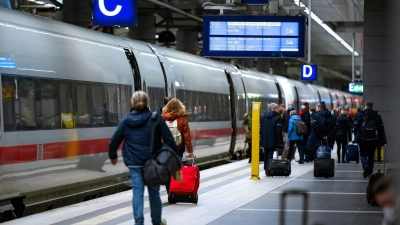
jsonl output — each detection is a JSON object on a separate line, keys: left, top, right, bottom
{"left": 194, "top": 194, "right": 198, "bottom": 205}
{"left": 356, "top": 160, "right": 359, "bottom": 163}
{"left": 168, "top": 197, "right": 176, "bottom": 204}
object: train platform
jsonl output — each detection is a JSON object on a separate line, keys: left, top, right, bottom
{"left": 3, "top": 152, "right": 384, "bottom": 225}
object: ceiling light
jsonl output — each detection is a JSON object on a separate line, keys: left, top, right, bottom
{"left": 294, "top": 0, "right": 359, "bottom": 56}
{"left": 35, "top": 1, "right": 45, "bottom": 4}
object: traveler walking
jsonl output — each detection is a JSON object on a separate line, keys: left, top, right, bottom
{"left": 300, "top": 102, "right": 311, "bottom": 161}
{"left": 260, "top": 103, "right": 283, "bottom": 176}
{"left": 287, "top": 110, "right": 306, "bottom": 164}
{"left": 306, "top": 102, "right": 337, "bottom": 161}
{"left": 109, "top": 91, "right": 175, "bottom": 225}
{"left": 353, "top": 101, "right": 387, "bottom": 178}
{"left": 335, "top": 109, "right": 352, "bottom": 163}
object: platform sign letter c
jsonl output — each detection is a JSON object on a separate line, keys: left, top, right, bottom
{"left": 99, "top": 0, "right": 122, "bottom": 16}
{"left": 303, "top": 65, "right": 313, "bottom": 78}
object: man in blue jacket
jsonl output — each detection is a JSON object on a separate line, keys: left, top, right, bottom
{"left": 306, "top": 102, "right": 337, "bottom": 161}
{"left": 260, "top": 103, "right": 283, "bottom": 177}
{"left": 109, "top": 91, "right": 177, "bottom": 225}
{"left": 353, "top": 101, "right": 387, "bottom": 178}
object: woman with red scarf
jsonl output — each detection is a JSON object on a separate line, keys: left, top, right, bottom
{"left": 300, "top": 102, "right": 311, "bottom": 161}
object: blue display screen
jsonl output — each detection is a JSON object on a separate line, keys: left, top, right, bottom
{"left": 203, "top": 16, "right": 305, "bottom": 58}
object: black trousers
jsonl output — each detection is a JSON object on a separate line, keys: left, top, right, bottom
{"left": 336, "top": 135, "right": 347, "bottom": 161}
{"left": 288, "top": 140, "right": 305, "bottom": 162}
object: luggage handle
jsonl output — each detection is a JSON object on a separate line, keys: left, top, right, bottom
{"left": 184, "top": 155, "right": 196, "bottom": 166}
{"left": 280, "top": 189, "right": 308, "bottom": 225}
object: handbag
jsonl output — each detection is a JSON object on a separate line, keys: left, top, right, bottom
{"left": 143, "top": 112, "right": 182, "bottom": 187}
{"left": 316, "top": 140, "right": 331, "bottom": 159}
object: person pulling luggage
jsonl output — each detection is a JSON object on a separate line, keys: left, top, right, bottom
{"left": 306, "top": 102, "right": 337, "bottom": 161}
{"left": 335, "top": 109, "right": 352, "bottom": 163}
{"left": 260, "top": 103, "right": 283, "bottom": 177}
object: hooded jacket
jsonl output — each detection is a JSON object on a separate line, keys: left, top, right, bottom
{"left": 288, "top": 115, "right": 303, "bottom": 141}
{"left": 108, "top": 108, "right": 178, "bottom": 166}
{"left": 306, "top": 109, "right": 337, "bottom": 149}
{"left": 353, "top": 109, "right": 387, "bottom": 147}
{"left": 161, "top": 112, "right": 193, "bottom": 154}
{"left": 260, "top": 110, "right": 283, "bottom": 148}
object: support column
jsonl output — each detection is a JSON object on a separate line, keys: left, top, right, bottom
{"left": 256, "top": 58, "right": 271, "bottom": 73}
{"left": 176, "top": 28, "right": 198, "bottom": 52}
{"left": 62, "top": 0, "right": 92, "bottom": 27}
{"left": 364, "top": 0, "right": 400, "bottom": 162}
{"left": 128, "top": 13, "right": 156, "bottom": 44}
{"left": 271, "top": 59, "right": 286, "bottom": 75}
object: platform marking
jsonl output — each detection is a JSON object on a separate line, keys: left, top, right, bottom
{"left": 70, "top": 165, "right": 262, "bottom": 225}
{"left": 270, "top": 191, "right": 365, "bottom": 195}
{"left": 294, "top": 179, "right": 368, "bottom": 182}
{"left": 236, "top": 208, "right": 381, "bottom": 213}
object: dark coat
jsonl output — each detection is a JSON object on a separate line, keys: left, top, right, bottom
{"left": 260, "top": 111, "right": 283, "bottom": 149}
{"left": 108, "top": 109, "right": 178, "bottom": 166}
{"left": 300, "top": 109, "right": 311, "bottom": 137}
{"left": 306, "top": 109, "right": 337, "bottom": 149}
{"left": 353, "top": 109, "right": 387, "bottom": 147}
{"left": 282, "top": 109, "right": 292, "bottom": 132}
{"left": 336, "top": 114, "right": 352, "bottom": 142}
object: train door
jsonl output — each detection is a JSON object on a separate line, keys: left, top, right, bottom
{"left": 275, "top": 81, "right": 284, "bottom": 105}
{"left": 225, "top": 71, "right": 237, "bottom": 156}
{"left": 123, "top": 48, "right": 141, "bottom": 92}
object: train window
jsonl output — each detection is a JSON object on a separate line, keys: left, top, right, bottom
{"left": 107, "top": 84, "right": 120, "bottom": 126}
{"left": 2, "top": 76, "right": 17, "bottom": 131}
{"left": 37, "top": 80, "right": 60, "bottom": 129}
{"left": 176, "top": 89, "right": 185, "bottom": 106}
{"left": 76, "top": 83, "right": 90, "bottom": 127}
{"left": 60, "top": 81, "right": 75, "bottom": 128}
{"left": 237, "top": 94, "right": 245, "bottom": 120}
{"left": 192, "top": 91, "right": 200, "bottom": 121}
{"left": 18, "top": 77, "right": 36, "bottom": 130}
{"left": 147, "top": 87, "right": 164, "bottom": 111}
{"left": 120, "top": 85, "right": 131, "bottom": 118}
{"left": 185, "top": 90, "right": 194, "bottom": 122}
{"left": 91, "top": 83, "right": 107, "bottom": 127}
{"left": 213, "top": 93, "right": 219, "bottom": 120}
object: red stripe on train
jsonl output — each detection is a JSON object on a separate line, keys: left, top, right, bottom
{"left": 0, "top": 127, "right": 246, "bottom": 165}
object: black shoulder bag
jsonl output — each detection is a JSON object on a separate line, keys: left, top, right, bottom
{"left": 143, "top": 112, "right": 182, "bottom": 187}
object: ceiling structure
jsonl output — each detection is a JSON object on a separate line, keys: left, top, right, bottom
{"left": 8, "top": 0, "right": 364, "bottom": 86}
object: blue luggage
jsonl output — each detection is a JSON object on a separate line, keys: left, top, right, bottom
{"left": 346, "top": 143, "right": 360, "bottom": 163}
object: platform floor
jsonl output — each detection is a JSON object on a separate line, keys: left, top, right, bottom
{"left": 3, "top": 152, "right": 384, "bottom": 225}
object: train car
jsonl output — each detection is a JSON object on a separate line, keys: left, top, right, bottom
{"left": 0, "top": 7, "right": 357, "bottom": 221}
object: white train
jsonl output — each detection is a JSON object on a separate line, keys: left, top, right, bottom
{"left": 0, "top": 7, "right": 362, "bottom": 220}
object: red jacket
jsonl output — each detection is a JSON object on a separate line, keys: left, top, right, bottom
{"left": 161, "top": 112, "right": 193, "bottom": 154}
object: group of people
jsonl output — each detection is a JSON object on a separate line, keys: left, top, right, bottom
{"left": 108, "top": 92, "right": 194, "bottom": 225}
{"left": 250, "top": 100, "right": 387, "bottom": 178}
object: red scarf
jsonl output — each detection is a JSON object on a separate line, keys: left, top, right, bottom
{"left": 299, "top": 108, "right": 308, "bottom": 118}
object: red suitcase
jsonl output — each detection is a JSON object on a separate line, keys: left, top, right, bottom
{"left": 168, "top": 158, "right": 200, "bottom": 204}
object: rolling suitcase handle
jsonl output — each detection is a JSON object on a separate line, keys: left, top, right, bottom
{"left": 280, "top": 189, "right": 308, "bottom": 225}
{"left": 184, "top": 155, "right": 196, "bottom": 166}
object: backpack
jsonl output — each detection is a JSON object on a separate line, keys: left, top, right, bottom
{"left": 360, "top": 115, "right": 377, "bottom": 141}
{"left": 295, "top": 120, "right": 307, "bottom": 135}
{"left": 166, "top": 119, "right": 183, "bottom": 146}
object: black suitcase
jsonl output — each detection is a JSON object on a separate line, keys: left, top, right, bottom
{"left": 314, "top": 158, "right": 334, "bottom": 178}
{"left": 268, "top": 159, "right": 291, "bottom": 177}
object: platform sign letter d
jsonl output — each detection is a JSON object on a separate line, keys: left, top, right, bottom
{"left": 303, "top": 65, "right": 312, "bottom": 78}
{"left": 99, "top": 0, "right": 122, "bottom": 16}
{"left": 301, "top": 64, "right": 317, "bottom": 81}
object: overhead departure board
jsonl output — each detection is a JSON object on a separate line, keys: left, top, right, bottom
{"left": 203, "top": 16, "right": 305, "bottom": 58}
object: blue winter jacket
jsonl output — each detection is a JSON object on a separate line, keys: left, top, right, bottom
{"left": 288, "top": 115, "right": 303, "bottom": 141}
{"left": 260, "top": 110, "right": 283, "bottom": 149}
{"left": 108, "top": 108, "right": 178, "bottom": 166}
